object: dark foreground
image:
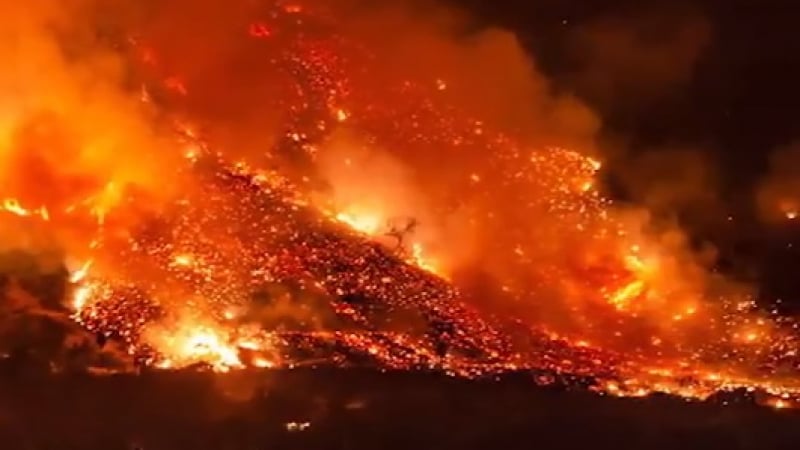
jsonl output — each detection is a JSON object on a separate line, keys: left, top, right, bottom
{"left": 0, "top": 368, "right": 798, "bottom": 450}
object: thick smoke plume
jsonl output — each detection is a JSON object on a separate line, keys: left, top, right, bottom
{"left": 558, "top": 4, "right": 719, "bottom": 229}
{"left": 563, "top": 4, "right": 711, "bottom": 112}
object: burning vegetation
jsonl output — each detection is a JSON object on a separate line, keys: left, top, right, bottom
{"left": 1, "top": 0, "right": 799, "bottom": 412}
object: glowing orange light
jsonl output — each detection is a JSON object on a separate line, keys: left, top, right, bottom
{"left": 171, "top": 254, "right": 195, "bottom": 268}
{"left": 253, "top": 357, "right": 274, "bottom": 368}
{"left": 249, "top": 22, "right": 273, "bottom": 38}
{"left": 335, "top": 211, "right": 383, "bottom": 235}
{"left": 3, "top": 198, "right": 29, "bottom": 216}
{"left": 147, "top": 322, "right": 245, "bottom": 373}
{"left": 608, "top": 280, "right": 645, "bottom": 311}
{"left": 1, "top": 199, "right": 50, "bottom": 220}
{"left": 69, "top": 260, "right": 93, "bottom": 284}
{"left": 284, "top": 4, "right": 302, "bottom": 13}
{"left": 408, "top": 243, "right": 444, "bottom": 277}
{"left": 164, "top": 76, "right": 188, "bottom": 95}
{"left": 71, "top": 285, "right": 93, "bottom": 311}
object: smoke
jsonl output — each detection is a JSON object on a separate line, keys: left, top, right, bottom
{"left": 549, "top": 5, "right": 750, "bottom": 345}
{"left": 613, "top": 147, "right": 723, "bottom": 223}
{"left": 559, "top": 4, "right": 720, "bottom": 226}
{"left": 563, "top": 5, "right": 711, "bottom": 114}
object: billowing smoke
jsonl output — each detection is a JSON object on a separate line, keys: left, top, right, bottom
{"left": 556, "top": 3, "right": 720, "bottom": 229}
{"left": 563, "top": 4, "right": 711, "bottom": 113}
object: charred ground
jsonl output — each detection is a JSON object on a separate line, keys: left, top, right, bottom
{"left": 0, "top": 368, "right": 798, "bottom": 450}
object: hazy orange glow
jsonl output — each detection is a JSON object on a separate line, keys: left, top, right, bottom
{"left": 779, "top": 200, "right": 800, "bottom": 220}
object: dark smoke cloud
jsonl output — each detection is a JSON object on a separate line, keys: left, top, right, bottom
{"left": 554, "top": 5, "right": 723, "bottom": 244}
{"left": 563, "top": 5, "right": 711, "bottom": 113}
{"left": 613, "top": 146, "right": 722, "bottom": 221}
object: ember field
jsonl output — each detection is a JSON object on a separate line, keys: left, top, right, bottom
{"left": 0, "top": 369, "right": 798, "bottom": 450}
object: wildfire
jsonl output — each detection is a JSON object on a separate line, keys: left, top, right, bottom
{"left": 143, "top": 316, "right": 278, "bottom": 373}
{"left": 2, "top": 0, "right": 800, "bottom": 413}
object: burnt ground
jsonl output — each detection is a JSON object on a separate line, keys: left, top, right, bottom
{"left": 0, "top": 368, "right": 797, "bottom": 450}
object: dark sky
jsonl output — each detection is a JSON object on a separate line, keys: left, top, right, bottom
{"left": 461, "top": 0, "right": 800, "bottom": 185}
{"left": 457, "top": 0, "right": 800, "bottom": 304}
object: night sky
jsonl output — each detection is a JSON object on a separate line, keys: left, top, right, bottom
{"left": 457, "top": 0, "right": 800, "bottom": 305}
{"left": 461, "top": 0, "right": 800, "bottom": 181}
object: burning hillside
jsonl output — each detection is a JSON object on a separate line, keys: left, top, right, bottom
{"left": 0, "top": 0, "right": 799, "bottom": 412}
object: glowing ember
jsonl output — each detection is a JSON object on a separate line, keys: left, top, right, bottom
{"left": 285, "top": 422, "right": 311, "bottom": 432}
